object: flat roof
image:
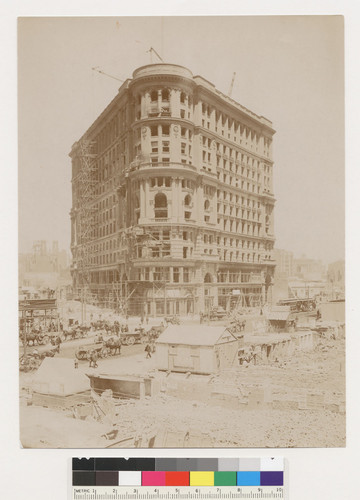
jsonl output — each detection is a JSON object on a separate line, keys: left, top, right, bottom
{"left": 156, "top": 325, "right": 237, "bottom": 346}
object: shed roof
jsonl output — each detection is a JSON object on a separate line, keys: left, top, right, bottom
{"left": 245, "top": 333, "right": 292, "bottom": 345}
{"left": 267, "top": 311, "right": 291, "bottom": 321}
{"left": 32, "top": 358, "right": 90, "bottom": 396}
{"left": 156, "top": 325, "right": 237, "bottom": 346}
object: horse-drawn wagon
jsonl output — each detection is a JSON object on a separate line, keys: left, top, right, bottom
{"left": 61, "top": 324, "right": 90, "bottom": 342}
{"left": 75, "top": 336, "right": 122, "bottom": 361}
{"left": 75, "top": 343, "right": 108, "bottom": 361}
{"left": 20, "top": 330, "right": 51, "bottom": 346}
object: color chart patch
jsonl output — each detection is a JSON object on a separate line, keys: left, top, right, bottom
{"left": 72, "top": 457, "right": 284, "bottom": 487}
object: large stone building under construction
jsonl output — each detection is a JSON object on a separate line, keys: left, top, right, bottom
{"left": 70, "top": 63, "right": 276, "bottom": 316}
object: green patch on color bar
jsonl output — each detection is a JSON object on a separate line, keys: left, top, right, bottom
{"left": 214, "top": 471, "right": 237, "bottom": 486}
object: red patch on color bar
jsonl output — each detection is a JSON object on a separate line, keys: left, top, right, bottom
{"left": 165, "top": 471, "right": 190, "bottom": 486}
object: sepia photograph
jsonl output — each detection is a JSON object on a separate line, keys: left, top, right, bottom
{"left": 18, "top": 15, "right": 345, "bottom": 448}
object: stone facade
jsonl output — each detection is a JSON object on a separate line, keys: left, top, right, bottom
{"left": 70, "top": 63, "right": 276, "bottom": 315}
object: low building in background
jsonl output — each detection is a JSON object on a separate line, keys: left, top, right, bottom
{"left": 327, "top": 260, "right": 345, "bottom": 299}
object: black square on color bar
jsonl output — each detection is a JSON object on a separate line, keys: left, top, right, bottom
{"left": 95, "top": 458, "right": 156, "bottom": 471}
{"left": 72, "top": 458, "right": 95, "bottom": 471}
{"left": 73, "top": 471, "right": 96, "bottom": 486}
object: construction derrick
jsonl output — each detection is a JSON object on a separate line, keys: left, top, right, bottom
{"left": 76, "top": 139, "right": 97, "bottom": 322}
{"left": 110, "top": 228, "right": 169, "bottom": 316}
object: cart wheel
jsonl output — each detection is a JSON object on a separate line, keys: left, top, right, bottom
{"left": 42, "top": 335, "right": 49, "bottom": 345}
{"left": 140, "top": 335, "right": 149, "bottom": 344}
{"left": 126, "top": 336, "right": 135, "bottom": 346}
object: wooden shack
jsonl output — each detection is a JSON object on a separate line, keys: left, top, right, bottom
{"left": 155, "top": 325, "right": 240, "bottom": 375}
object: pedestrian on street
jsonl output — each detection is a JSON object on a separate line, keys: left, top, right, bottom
{"left": 145, "top": 343, "right": 152, "bottom": 359}
{"left": 74, "top": 358, "right": 78, "bottom": 369}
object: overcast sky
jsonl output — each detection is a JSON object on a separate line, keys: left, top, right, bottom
{"left": 18, "top": 16, "right": 344, "bottom": 264}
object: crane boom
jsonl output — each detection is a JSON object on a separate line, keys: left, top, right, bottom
{"left": 146, "top": 46, "right": 164, "bottom": 63}
{"left": 91, "top": 67, "right": 125, "bottom": 82}
{"left": 228, "top": 72, "right": 236, "bottom": 97}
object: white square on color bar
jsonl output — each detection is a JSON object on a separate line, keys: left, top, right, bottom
{"left": 118, "top": 471, "right": 142, "bottom": 485}
{"left": 260, "top": 457, "right": 284, "bottom": 471}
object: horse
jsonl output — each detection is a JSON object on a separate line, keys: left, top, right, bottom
{"left": 41, "top": 345, "right": 60, "bottom": 358}
{"left": 103, "top": 337, "right": 122, "bottom": 356}
{"left": 62, "top": 328, "right": 78, "bottom": 341}
{"left": 50, "top": 335, "right": 62, "bottom": 346}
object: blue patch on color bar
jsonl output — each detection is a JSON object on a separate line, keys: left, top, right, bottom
{"left": 236, "top": 471, "right": 260, "bottom": 486}
{"left": 260, "top": 471, "right": 283, "bottom": 486}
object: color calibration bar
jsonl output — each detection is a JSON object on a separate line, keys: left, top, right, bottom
{"left": 72, "top": 457, "right": 284, "bottom": 487}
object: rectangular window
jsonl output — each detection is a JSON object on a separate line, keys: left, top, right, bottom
{"left": 162, "top": 141, "right": 170, "bottom": 153}
{"left": 151, "top": 126, "right": 158, "bottom": 136}
{"left": 151, "top": 247, "right": 160, "bottom": 258}
{"left": 181, "top": 142, "right": 186, "bottom": 154}
{"left": 162, "top": 124, "right": 170, "bottom": 136}
{"left": 173, "top": 267, "right": 180, "bottom": 283}
{"left": 165, "top": 177, "right": 171, "bottom": 187}
{"left": 151, "top": 141, "right": 158, "bottom": 153}
{"left": 154, "top": 268, "right": 162, "bottom": 281}
{"left": 183, "top": 268, "right": 189, "bottom": 283}
{"left": 162, "top": 245, "right": 170, "bottom": 257}
{"left": 151, "top": 231, "right": 160, "bottom": 240}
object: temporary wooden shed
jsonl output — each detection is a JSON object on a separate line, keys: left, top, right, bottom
{"left": 155, "top": 325, "right": 239, "bottom": 375}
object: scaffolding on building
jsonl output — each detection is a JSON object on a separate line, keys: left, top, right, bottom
{"left": 75, "top": 139, "right": 97, "bottom": 322}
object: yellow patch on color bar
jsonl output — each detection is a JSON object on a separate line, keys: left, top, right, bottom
{"left": 190, "top": 471, "right": 214, "bottom": 486}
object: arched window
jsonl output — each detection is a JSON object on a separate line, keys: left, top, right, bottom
{"left": 204, "top": 273, "right": 212, "bottom": 283}
{"left": 154, "top": 193, "right": 168, "bottom": 219}
{"left": 184, "top": 194, "right": 191, "bottom": 207}
{"left": 204, "top": 199, "right": 210, "bottom": 211}
{"left": 184, "top": 194, "right": 192, "bottom": 220}
{"left": 150, "top": 90, "right": 158, "bottom": 102}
